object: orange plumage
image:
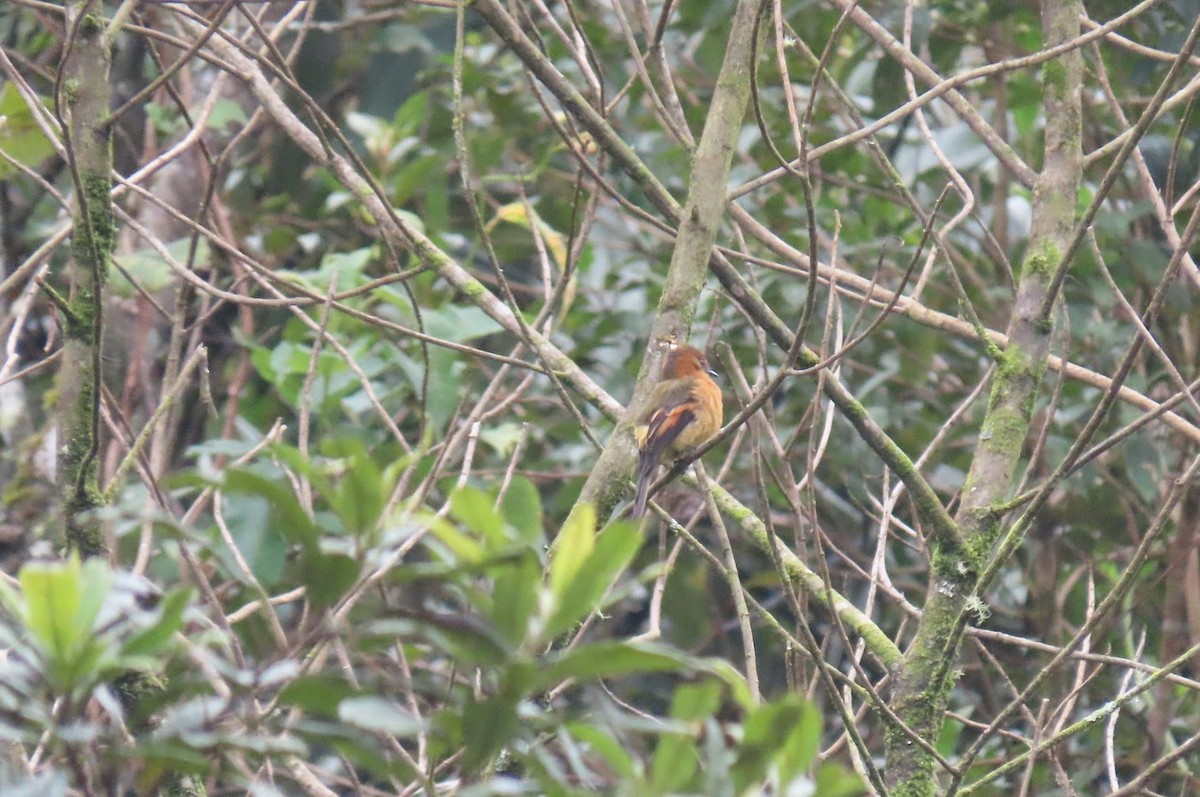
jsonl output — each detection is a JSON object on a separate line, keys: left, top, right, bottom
{"left": 631, "top": 345, "right": 723, "bottom": 517}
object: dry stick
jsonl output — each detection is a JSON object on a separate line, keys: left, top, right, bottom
{"left": 960, "top": 613, "right": 1200, "bottom": 795}
{"left": 629, "top": 0, "right": 693, "bottom": 148}
{"left": 605, "top": 0, "right": 692, "bottom": 148}
{"left": 96, "top": 385, "right": 173, "bottom": 515}
{"left": 732, "top": 346, "right": 951, "bottom": 787}
{"left": 969, "top": 625, "right": 1200, "bottom": 692}
{"left": 212, "top": 490, "right": 289, "bottom": 650}
{"left": 225, "top": 586, "right": 305, "bottom": 625}
{"left": 733, "top": 0, "right": 1151, "bottom": 198}
{"left": 745, "top": 0, "right": 843, "bottom": 351}
{"left": 630, "top": 536, "right": 685, "bottom": 643}
{"left": 725, "top": 201, "right": 1200, "bottom": 444}
{"left": 335, "top": 359, "right": 533, "bottom": 631}
{"left": 1106, "top": 727, "right": 1200, "bottom": 797}
{"left": 149, "top": 17, "right": 557, "bottom": 377}
{"left": 951, "top": 453, "right": 1200, "bottom": 796}
{"left": 451, "top": 4, "right": 601, "bottom": 453}
{"left": 493, "top": 423, "right": 530, "bottom": 508}
{"left": 1062, "top": 373, "right": 1200, "bottom": 477}
{"left": 33, "top": 7, "right": 1200, "bottom": 462}
{"left": 731, "top": 240, "right": 889, "bottom": 778}
{"left": 820, "top": 0, "right": 1161, "bottom": 189}
{"left": 794, "top": 302, "right": 960, "bottom": 784}
{"left": 0, "top": 350, "right": 62, "bottom": 388}
{"left": 1164, "top": 90, "right": 1198, "bottom": 217}
{"left": 742, "top": 0, "right": 1165, "bottom": 201}
{"left": 196, "top": 60, "right": 607, "bottom": 407}
{"left": 111, "top": 176, "right": 528, "bottom": 366}
{"left": 1105, "top": 632, "right": 1147, "bottom": 792}
{"left": 728, "top": 5, "right": 1200, "bottom": 441}
{"left": 472, "top": 0, "right": 960, "bottom": 560}
{"left": 296, "top": 272, "right": 339, "bottom": 517}
{"left": 901, "top": 0, "right": 980, "bottom": 315}
{"left": 656, "top": 506, "right": 890, "bottom": 796}
{"left": 1086, "top": 69, "right": 1200, "bottom": 168}
{"left": 102, "top": 345, "right": 208, "bottom": 504}
{"left": 113, "top": 209, "right": 423, "bottom": 456}
{"left": 164, "top": 0, "right": 888, "bottom": 669}
{"left": 1091, "top": 230, "right": 1200, "bottom": 420}
{"left": 887, "top": 0, "right": 1085, "bottom": 789}
{"left": 1016, "top": 701, "right": 1050, "bottom": 797}
{"left": 1039, "top": 11, "right": 1200, "bottom": 322}
{"left": 1044, "top": 573, "right": 1098, "bottom": 739}
{"left": 981, "top": 198, "right": 1200, "bottom": 606}
{"left": 0, "top": 262, "right": 53, "bottom": 387}
{"left": 1091, "top": 40, "right": 1200, "bottom": 287}
{"left": 694, "top": 464, "right": 759, "bottom": 702}
{"left": 662, "top": 193, "right": 950, "bottom": 522}
{"left": 109, "top": 1, "right": 234, "bottom": 126}
{"left": 526, "top": 0, "right": 601, "bottom": 101}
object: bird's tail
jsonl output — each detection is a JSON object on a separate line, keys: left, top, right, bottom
{"left": 631, "top": 452, "right": 657, "bottom": 517}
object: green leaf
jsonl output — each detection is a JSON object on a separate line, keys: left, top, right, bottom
{"left": 479, "top": 422, "right": 526, "bottom": 457}
{"left": 137, "top": 742, "right": 212, "bottom": 779}
{"left": 0, "top": 83, "right": 56, "bottom": 180}
{"left": 19, "top": 556, "right": 113, "bottom": 692}
{"left": 212, "top": 495, "right": 287, "bottom": 588}
{"left": 490, "top": 549, "right": 539, "bottom": 645}
{"left": 323, "top": 438, "right": 384, "bottom": 541}
{"left": 20, "top": 561, "right": 77, "bottom": 658}
{"left": 499, "top": 475, "right": 543, "bottom": 544}
{"left": 222, "top": 469, "right": 319, "bottom": 551}
{"left": 293, "top": 246, "right": 376, "bottom": 293}
{"left": 542, "top": 519, "right": 642, "bottom": 640}
{"left": 813, "top": 761, "right": 866, "bottom": 797}
{"left": 651, "top": 732, "right": 699, "bottom": 794}
{"left": 775, "top": 698, "right": 822, "bottom": 785}
{"left": 732, "top": 694, "right": 821, "bottom": 791}
{"left": 393, "top": 91, "right": 428, "bottom": 136}
{"left": 279, "top": 675, "right": 358, "bottom": 718}
{"left": 423, "top": 304, "right": 504, "bottom": 344}
{"left": 669, "top": 680, "right": 724, "bottom": 721}
{"left": 338, "top": 696, "right": 422, "bottom": 736}
{"left": 121, "top": 586, "right": 192, "bottom": 658}
{"left": 330, "top": 736, "right": 415, "bottom": 780}
{"left": 548, "top": 503, "right": 594, "bottom": 604}
{"left": 111, "top": 238, "right": 209, "bottom": 297}
{"left": 565, "top": 722, "right": 636, "bottom": 778}
{"left": 533, "top": 640, "right": 696, "bottom": 689}
{"left": 303, "top": 553, "right": 359, "bottom": 609}
{"left": 427, "top": 515, "right": 486, "bottom": 564}
{"left": 362, "top": 614, "right": 513, "bottom": 666}
{"left": 450, "top": 486, "right": 506, "bottom": 548}
{"left": 207, "top": 97, "right": 248, "bottom": 130}
{"left": 937, "top": 714, "right": 965, "bottom": 758}
{"left": 462, "top": 690, "right": 520, "bottom": 774}
{"left": 75, "top": 558, "right": 112, "bottom": 639}
{"left": 21, "top": 557, "right": 89, "bottom": 661}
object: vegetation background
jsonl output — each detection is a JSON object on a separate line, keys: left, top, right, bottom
{"left": 1, "top": 0, "right": 1200, "bottom": 795}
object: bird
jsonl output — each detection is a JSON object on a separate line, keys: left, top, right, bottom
{"left": 631, "top": 344, "right": 723, "bottom": 517}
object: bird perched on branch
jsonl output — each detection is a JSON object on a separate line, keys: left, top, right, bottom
{"left": 631, "top": 344, "right": 723, "bottom": 517}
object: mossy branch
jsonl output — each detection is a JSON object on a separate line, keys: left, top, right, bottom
{"left": 883, "top": 1, "right": 1084, "bottom": 793}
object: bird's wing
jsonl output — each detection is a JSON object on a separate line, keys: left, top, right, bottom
{"left": 640, "top": 380, "right": 699, "bottom": 459}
